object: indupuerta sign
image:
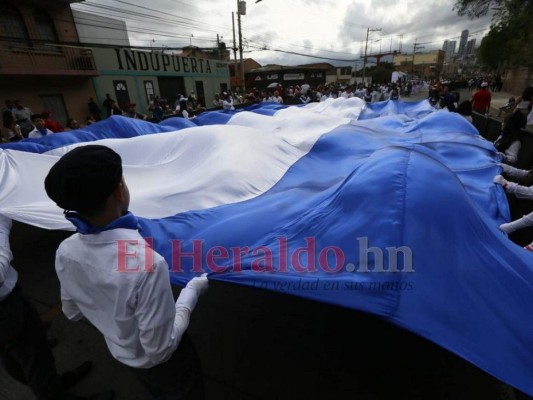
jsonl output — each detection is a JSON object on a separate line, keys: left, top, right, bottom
{"left": 113, "top": 48, "right": 214, "bottom": 74}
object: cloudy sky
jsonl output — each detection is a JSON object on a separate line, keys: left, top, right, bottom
{"left": 72, "top": 0, "right": 494, "bottom": 67}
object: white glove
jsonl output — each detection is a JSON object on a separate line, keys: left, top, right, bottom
{"left": 185, "top": 273, "right": 209, "bottom": 296}
{"left": 497, "top": 162, "right": 512, "bottom": 174}
{"left": 496, "top": 152, "right": 506, "bottom": 161}
{"left": 493, "top": 175, "right": 508, "bottom": 187}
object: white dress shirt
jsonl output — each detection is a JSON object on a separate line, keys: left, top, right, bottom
{"left": 28, "top": 128, "right": 54, "bottom": 138}
{"left": 55, "top": 227, "right": 201, "bottom": 368}
{"left": 0, "top": 215, "right": 17, "bottom": 301}
{"left": 503, "top": 141, "right": 521, "bottom": 165}
{"left": 501, "top": 165, "right": 533, "bottom": 199}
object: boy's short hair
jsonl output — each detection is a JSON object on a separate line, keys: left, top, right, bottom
{"left": 44, "top": 145, "right": 122, "bottom": 215}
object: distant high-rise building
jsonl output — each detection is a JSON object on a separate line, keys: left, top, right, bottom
{"left": 458, "top": 29, "right": 469, "bottom": 57}
{"left": 465, "top": 38, "right": 476, "bottom": 58}
{"left": 442, "top": 40, "right": 456, "bottom": 61}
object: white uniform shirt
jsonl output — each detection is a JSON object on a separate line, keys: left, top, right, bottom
{"left": 55, "top": 227, "right": 200, "bottom": 368}
{"left": 504, "top": 141, "right": 521, "bottom": 164}
{"left": 502, "top": 165, "right": 533, "bottom": 199}
{"left": 28, "top": 128, "right": 54, "bottom": 138}
{"left": 0, "top": 215, "right": 17, "bottom": 301}
{"left": 222, "top": 98, "right": 235, "bottom": 110}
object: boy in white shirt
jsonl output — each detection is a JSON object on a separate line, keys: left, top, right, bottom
{"left": 45, "top": 145, "right": 208, "bottom": 399}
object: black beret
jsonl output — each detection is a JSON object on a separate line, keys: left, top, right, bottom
{"left": 44, "top": 145, "right": 122, "bottom": 213}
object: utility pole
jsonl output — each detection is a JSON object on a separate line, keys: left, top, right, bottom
{"left": 362, "top": 27, "right": 381, "bottom": 84}
{"left": 232, "top": 12, "right": 238, "bottom": 90}
{"left": 412, "top": 39, "right": 424, "bottom": 75}
{"left": 237, "top": 0, "right": 246, "bottom": 92}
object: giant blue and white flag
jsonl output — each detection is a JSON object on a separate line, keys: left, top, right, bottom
{"left": 0, "top": 98, "right": 531, "bottom": 395}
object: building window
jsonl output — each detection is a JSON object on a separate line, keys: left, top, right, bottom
{"left": 33, "top": 10, "right": 60, "bottom": 52}
{"left": 144, "top": 81, "right": 155, "bottom": 103}
{"left": 0, "top": 5, "right": 31, "bottom": 48}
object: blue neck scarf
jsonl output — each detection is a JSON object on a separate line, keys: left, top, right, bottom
{"left": 65, "top": 211, "right": 139, "bottom": 234}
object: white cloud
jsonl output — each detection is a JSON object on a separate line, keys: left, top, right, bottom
{"left": 72, "top": 0, "right": 494, "bottom": 66}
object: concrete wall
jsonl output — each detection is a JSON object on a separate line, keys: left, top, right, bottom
{"left": 90, "top": 47, "right": 230, "bottom": 110}
{"left": 503, "top": 67, "right": 533, "bottom": 95}
{"left": 0, "top": 75, "right": 95, "bottom": 128}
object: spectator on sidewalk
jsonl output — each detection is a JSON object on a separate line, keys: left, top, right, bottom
{"left": 150, "top": 101, "right": 164, "bottom": 122}
{"left": 86, "top": 115, "right": 97, "bottom": 125}
{"left": 122, "top": 102, "right": 146, "bottom": 120}
{"left": 2, "top": 100, "right": 23, "bottom": 142}
{"left": 457, "top": 100, "right": 473, "bottom": 123}
{"left": 88, "top": 98, "right": 102, "bottom": 121}
{"left": 65, "top": 118, "right": 81, "bottom": 131}
{"left": 176, "top": 98, "right": 196, "bottom": 119}
{"left": 102, "top": 94, "right": 115, "bottom": 118}
{"left": 28, "top": 114, "right": 54, "bottom": 138}
{"left": 212, "top": 93, "right": 223, "bottom": 108}
{"left": 44, "top": 145, "right": 209, "bottom": 400}
{"left": 12, "top": 100, "right": 33, "bottom": 137}
{"left": 512, "top": 86, "right": 533, "bottom": 127}
{"left": 42, "top": 111, "right": 64, "bottom": 133}
{"left": 471, "top": 82, "right": 492, "bottom": 114}
{"left": 221, "top": 92, "right": 235, "bottom": 111}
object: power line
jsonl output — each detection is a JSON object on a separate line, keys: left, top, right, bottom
{"left": 69, "top": 0, "right": 492, "bottom": 65}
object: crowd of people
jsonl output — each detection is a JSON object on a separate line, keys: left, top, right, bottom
{"left": 2, "top": 82, "right": 430, "bottom": 142}
{"left": 1, "top": 99, "right": 99, "bottom": 142}
{"left": 491, "top": 86, "right": 533, "bottom": 248}
{"left": 236, "top": 80, "right": 427, "bottom": 106}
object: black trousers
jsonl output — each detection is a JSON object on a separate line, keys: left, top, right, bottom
{"left": 0, "top": 286, "right": 69, "bottom": 400}
{"left": 128, "top": 333, "right": 205, "bottom": 400}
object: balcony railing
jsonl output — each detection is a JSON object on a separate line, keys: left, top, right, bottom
{"left": 0, "top": 44, "right": 97, "bottom": 75}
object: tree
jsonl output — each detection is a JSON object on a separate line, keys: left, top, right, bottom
{"left": 454, "top": 0, "right": 533, "bottom": 68}
{"left": 368, "top": 62, "right": 396, "bottom": 84}
{"left": 453, "top": 0, "right": 506, "bottom": 18}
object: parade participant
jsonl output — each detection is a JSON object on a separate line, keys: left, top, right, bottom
{"left": 495, "top": 109, "right": 527, "bottom": 164}
{"left": 44, "top": 145, "right": 208, "bottom": 399}
{"left": 0, "top": 215, "right": 112, "bottom": 400}
{"left": 493, "top": 163, "right": 533, "bottom": 250}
